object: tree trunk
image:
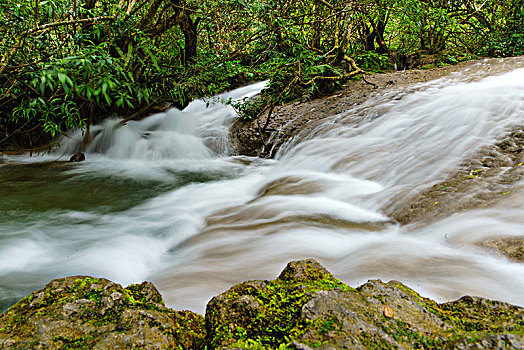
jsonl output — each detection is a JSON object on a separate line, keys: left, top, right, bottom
{"left": 375, "top": 20, "right": 388, "bottom": 54}
{"left": 180, "top": 14, "right": 199, "bottom": 65}
{"left": 365, "top": 29, "right": 376, "bottom": 51}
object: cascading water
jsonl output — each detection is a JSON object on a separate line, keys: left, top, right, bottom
{"left": 61, "top": 81, "right": 266, "bottom": 159}
{"left": 1, "top": 61, "right": 524, "bottom": 315}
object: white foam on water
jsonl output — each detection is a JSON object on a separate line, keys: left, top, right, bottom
{"left": 2, "top": 69, "right": 524, "bottom": 314}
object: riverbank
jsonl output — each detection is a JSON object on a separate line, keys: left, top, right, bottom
{"left": 230, "top": 56, "right": 524, "bottom": 263}
{"left": 1, "top": 259, "right": 523, "bottom": 349}
{"left": 230, "top": 57, "right": 524, "bottom": 158}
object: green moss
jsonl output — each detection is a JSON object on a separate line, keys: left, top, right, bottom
{"left": 208, "top": 262, "right": 354, "bottom": 348}
{"left": 167, "top": 311, "right": 206, "bottom": 349}
{"left": 86, "top": 290, "right": 103, "bottom": 304}
{"left": 52, "top": 332, "right": 96, "bottom": 349}
{"left": 359, "top": 331, "right": 394, "bottom": 349}
{"left": 122, "top": 282, "right": 164, "bottom": 309}
{"left": 384, "top": 319, "right": 441, "bottom": 348}
{"left": 90, "top": 308, "right": 120, "bottom": 327}
{"left": 4, "top": 265, "right": 524, "bottom": 350}
{"left": 318, "top": 315, "right": 342, "bottom": 335}
{"left": 436, "top": 297, "right": 524, "bottom": 334}
{"left": 231, "top": 338, "right": 293, "bottom": 349}
{"left": 297, "top": 315, "right": 345, "bottom": 348}
{"left": 386, "top": 282, "right": 524, "bottom": 347}
{"left": 73, "top": 277, "right": 100, "bottom": 292}
{"left": 387, "top": 281, "right": 427, "bottom": 304}
{"left": 14, "top": 294, "right": 34, "bottom": 309}
{"left": 0, "top": 312, "right": 29, "bottom": 334}
{"left": 121, "top": 289, "right": 139, "bottom": 306}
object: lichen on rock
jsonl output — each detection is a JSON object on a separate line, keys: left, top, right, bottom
{"left": 205, "top": 259, "right": 354, "bottom": 349}
{"left": 204, "top": 259, "right": 524, "bottom": 349}
{"left": 1, "top": 260, "right": 523, "bottom": 349}
{"left": 0, "top": 276, "right": 204, "bottom": 349}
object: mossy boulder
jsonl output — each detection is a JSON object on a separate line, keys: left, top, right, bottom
{"left": 297, "top": 280, "right": 451, "bottom": 349}
{"left": 205, "top": 259, "right": 524, "bottom": 349}
{"left": 1, "top": 260, "right": 523, "bottom": 349}
{"left": 0, "top": 276, "right": 204, "bottom": 349}
{"left": 205, "top": 259, "right": 355, "bottom": 349}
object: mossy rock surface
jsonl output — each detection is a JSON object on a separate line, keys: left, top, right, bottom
{"left": 204, "top": 259, "right": 355, "bottom": 349}
{"left": 0, "top": 276, "right": 204, "bottom": 349}
{"left": 205, "top": 259, "right": 524, "bottom": 349}
{"left": 1, "top": 260, "right": 523, "bottom": 349}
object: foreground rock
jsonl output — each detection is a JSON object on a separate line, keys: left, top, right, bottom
{"left": 205, "top": 259, "right": 524, "bottom": 349}
{"left": 2, "top": 260, "right": 523, "bottom": 349}
{"left": 0, "top": 276, "right": 204, "bottom": 349}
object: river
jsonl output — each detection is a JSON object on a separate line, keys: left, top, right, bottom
{"left": 1, "top": 63, "right": 524, "bottom": 314}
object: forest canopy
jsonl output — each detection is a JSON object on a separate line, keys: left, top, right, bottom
{"left": 0, "top": 0, "right": 523, "bottom": 150}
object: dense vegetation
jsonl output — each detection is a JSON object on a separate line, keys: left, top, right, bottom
{"left": 0, "top": 0, "right": 523, "bottom": 150}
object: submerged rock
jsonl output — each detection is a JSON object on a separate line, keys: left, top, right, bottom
{"left": 480, "top": 236, "right": 524, "bottom": 263}
{"left": 69, "top": 152, "right": 86, "bottom": 162}
{"left": 1, "top": 260, "right": 523, "bottom": 349}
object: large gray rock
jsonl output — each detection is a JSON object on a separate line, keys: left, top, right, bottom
{"left": 297, "top": 280, "right": 451, "bottom": 349}
{"left": 2, "top": 260, "right": 523, "bottom": 349}
{"left": 205, "top": 258, "right": 353, "bottom": 349}
{"left": 0, "top": 276, "right": 204, "bottom": 349}
{"left": 205, "top": 259, "right": 524, "bottom": 349}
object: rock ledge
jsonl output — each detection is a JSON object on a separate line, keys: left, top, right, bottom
{"left": 1, "top": 260, "right": 523, "bottom": 349}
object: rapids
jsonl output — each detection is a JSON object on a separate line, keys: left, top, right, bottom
{"left": 1, "top": 62, "right": 524, "bottom": 314}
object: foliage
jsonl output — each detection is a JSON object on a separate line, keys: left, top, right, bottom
{"left": 0, "top": 0, "right": 214, "bottom": 148}
{"left": 227, "top": 95, "right": 269, "bottom": 120}
{"left": 0, "top": 0, "right": 521, "bottom": 149}
{"left": 214, "top": 0, "right": 522, "bottom": 125}
{"left": 354, "top": 52, "right": 391, "bottom": 72}
{"left": 486, "top": 0, "right": 524, "bottom": 56}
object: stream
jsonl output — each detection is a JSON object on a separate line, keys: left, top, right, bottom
{"left": 1, "top": 63, "right": 524, "bottom": 314}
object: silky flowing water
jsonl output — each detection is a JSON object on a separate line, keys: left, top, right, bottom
{"left": 2, "top": 61, "right": 524, "bottom": 314}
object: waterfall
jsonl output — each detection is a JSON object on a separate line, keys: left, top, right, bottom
{"left": 1, "top": 65, "right": 524, "bottom": 315}
{"left": 59, "top": 81, "right": 267, "bottom": 159}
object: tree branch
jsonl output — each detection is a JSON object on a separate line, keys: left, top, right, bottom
{"left": 0, "top": 16, "right": 114, "bottom": 78}
{"left": 25, "top": 16, "right": 114, "bottom": 35}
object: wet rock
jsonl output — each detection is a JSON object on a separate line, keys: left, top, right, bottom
{"left": 442, "top": 295, "right": 524, "bottom": 333}
{"left": 277, "top": 258, "right": 333, "bottom": 282}
{"left": 297, "top": 280, "right": 450, "bottom": 349}
{"left": 480, "top": 237, "right": 524, "bottom": 262}
{"left": 446, "top": 334, "right": 524, "bottom": 349}
{"left": 69, "top": 152, "right": 85, "bottom": 162}
{"left": 205, "top": 259, "right": 524, "bottom": 349}
{"left": 205, "top": 280, "right": 268, "bottom": 348}
{"left": 0, "top": 276, "right": 204, "bottom": 349}
{"left": 205, "top": 259, "right": 352, "bottom": 349}
{"left": 2, "top": 260, "right": 524, "bottom": 349}
{"left": 229, "top": 58, "right": 522, "bottom": 159}
{"left": 387, "top": 126, "right": 524, "bottom": 227}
